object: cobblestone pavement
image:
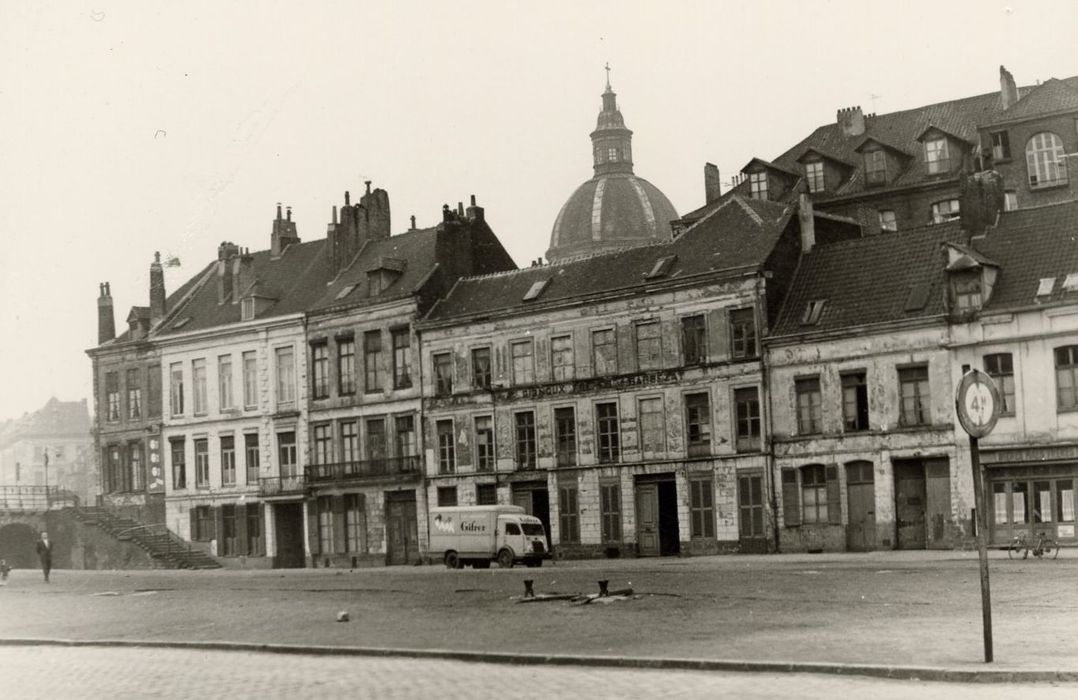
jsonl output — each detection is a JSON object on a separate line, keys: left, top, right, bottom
{"left": 3, "top": 646, "right": 1076, "bottom": 700}
{"left": 1, "top": 551, "right": 1076, "bottom": 673}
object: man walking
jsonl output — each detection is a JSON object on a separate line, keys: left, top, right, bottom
{"left": 35, "top": 532, "right": 53, "bottom": 583}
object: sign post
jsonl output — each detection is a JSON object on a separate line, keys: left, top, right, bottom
{"left": 955, "top": 369, "right": 1002, "bottom": 663}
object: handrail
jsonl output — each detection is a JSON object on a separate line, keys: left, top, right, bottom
{"left": 306, "top": 455, "right": 421, "bottom": 483}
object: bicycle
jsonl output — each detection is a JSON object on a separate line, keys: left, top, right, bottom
{"left": 1007, "top": 531, "right": 1060, "bottom": 560}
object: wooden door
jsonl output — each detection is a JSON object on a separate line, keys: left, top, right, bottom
{"left": 895, "top": 462, "right": 926, "bottom": 550}
{"left": 273, "top": 503, "right": 305, "bottom": 568}
{"left": 636, "top": 483, "right": 660, "bottom": 556}
{"left": 386, "top": 494, "right": 418, "bottom": 566}
{"left": 738, "top": 474, "right": 767, "bottom": 553}
{"left": 846, "top": 462, "right": 876, "bottom": 551}
{"left": 924, "top": 459, "right": 951, "bottom": 549}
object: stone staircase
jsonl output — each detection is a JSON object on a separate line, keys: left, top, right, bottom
{"left": 73, "top": 506, "right": 221, "bottom": 569}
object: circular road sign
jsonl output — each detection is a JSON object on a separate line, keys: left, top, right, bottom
{"left": 955, "top": 369, "right": 1002, "bottom": 438}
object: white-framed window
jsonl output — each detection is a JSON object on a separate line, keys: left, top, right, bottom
{"left": 1026, "top": 132, "right": 1068, "bottom": 188}
{"left": 275, "top": 346, "right": 295, "bottom": 408}
{"left": 805, "top": 161, "right": 825, "bottom": 193}
{"left": 748, "top": 171, "right": 768, "bottom": 200}
{"left": 925, "top": 137, "right": 950, "bottom": 174}
{"left": 192, "top": 358, "right": 207, "bottom": 415}
{"left": 1004, "top": 191, "right": 1018, "bottom": 211}
{"left": 218, "top": 355, "right": 234, "bottom": 410}
{"left": 878, "top": 209, "right": 897, "bottom": 232}
{"left": 931, "top": 199, "right": 960, "bottom": 224}
{"left": 864, "top": 149, "right": 887, "bottom": 186}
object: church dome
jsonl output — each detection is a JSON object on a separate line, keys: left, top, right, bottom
{"left": 546, "top": 71, "right": 678, "bottom": 261}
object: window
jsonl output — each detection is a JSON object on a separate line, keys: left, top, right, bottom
{"left": 804, "top": 160, "right": 825, "bottom": 193}
{"left": 681, "top": 314, "right": 707, "bottom": 365}
{"left": 395, "top": 415, "right": 417, "bottom": 460}
{"left": 193, "top": 506, "right": 214, "bottom": 542}
{"left": 953, "top": 274, "right": 982, "bottom": 313}
{"left": 194, "top": 438, "right": 209, "bottom": 488}
{"left": 337, "top": 338, "right": 356, "bottom": 395}
{"left": 607, "top": 147, "right": 618, "bottom": 162}
{"left": 748, "top": 171, "right": 768, "bottom": 200}
{"left": 983, "top": 353, "right": 1015, "bottom": 416}
{"left": 437, "top": 486, "right": 458, "bottom": 507}
{"left": 864, "top": 149, "right": 887, "bottom": 186}
{"left": 878, "top": 209, "right": 897, "bottom": 232}
{"left": 735, "top": 387, "right": 761, "bottom": 451}
{"left": 192, "top": 358, "right": 207, "bottom": 414}
{"left": 638, "top": 397, "right": 665, "bottom": 455}
{"left": 242, "top": 351, "right": 258, "bottom": 409}
{"left": 277, "top": 431, "right": 297, "bottom": 478}
{"left": 316, "top": 496, "right": 334, "bottom": 554}
{"left": 523, "top": 278, "right": 551, "bottom": 301}
{"left": 800, "top": 465, "right": 828, "bottom": 524}
{"left": 433, "top": 352, "right": 453, "bottom": 395}
{"left": 340, "top": 421, "right": 358, "bottom": 464}
{"left": 795, "top": 377, "right": 822, "bottom": 435}
{"left": 635, "top": 321, "right": 662, "bottom": 370}
{"left": 592, "top": 328, "right": 618, "bottom": 376}
{"left": 990, "top": 131, "right": 1011, "bottom": 161}
{"left": 313, "top": 424, "right": 332, "bottom": 466}
{"left": 247, "top": 504, "right": 263, "bottom": 555}
{"left": 841, "top": 371, "right": 869, "bottom": 432}
{"left": 128, "top": 441, "right": 144, "bottom": 491}
{"left": 244, "top": 433, "right": 259, "bottom": 484}
{"left": 170, "top": 438, "right": 186, "bottom": 489}
{"left": 924, "top": 137, "right": 950, "bottom": 174}
{"left": 126, "top": 369, "right": 142, "bottom": 420}
{"left": 1055, "top": 346, "right": 1078, "bottom": 410}
{"left": 514, "top": 411, "right": 536, "bottom": 469}
{"left": 1026, "top": 132, "right": 1067, "bottom": 188}
{"left": 471, "top": 347, "right": 492, "bottom": 389}
{"left": 551, "top": 335, "right": 575, "bottom": 381}
{"left": 554, "top": 407, "right": 576, "bottom": 466}
{"left": 690, "top": 478, "right": 715, "bottom": 538}
{"left": 1034, "top": 481, "right": 1052, "bottom": 523}
{"left": 220, "top": 435, "right": 236, "bottom": 486}
{"left": 600, "top": 481, "right": 621, "bottom": 542}
{"left": 474, "top": 416, "right": 495, "bottom": 472}
{"left": 596, "top": 402, "right": 620, "bottom": 464}
{"left": 898, "top": 365, "right": 931, "bottom": 426}
{"left": 169, "top": 363, "right": 184, "bottom": 416}
{"left": 345, "top": 494, "right": 366, "bottom": 553}
{"left": 931, "top": 199, "right": 960, "bottom": 224}
{"left": 366, "top": 418, "right": 386, "bottom": 468}
{"left": 477, "top": 483, "right": 497, "bottom": 506}
{"left": 310, "top": 343, "right": 328, "bottom": 399}
{"left": 363, "top": 331, "right": 382, "bottom": 393}
{"left": 558, "top": 483, "right": 580, "bottom": 542}
{"left": 391, "top": 329, "right": 412, "bottom": 389}
{"left": 510, "top": 340, "right": 534, "bottom": 385}
{"left": 1059, "top": 480, "right": 1075, "bottom": 523}
{"left": 1004, "top": 191, "right": 1018, "bottom": 211}
{"left": 241, "top": 297, "right": 255, "bottom": 321}
{"left": 730, "top": 308, "right": 757, "bottom": 359}
{"left": 685, "top": 393, "right": 712, "bottom": 456}
{"left": 275, "top": 347, "right": 295, "bottom": 408}
{"left": 106, "top": 372, "right": 120, "bottom": 422}
{"left": 436, "top": 419, "right": 455, "bottom": 474}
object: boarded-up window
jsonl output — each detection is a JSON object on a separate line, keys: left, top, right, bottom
{"left": 782, "top": 469, "right": 800, "bottom": 527}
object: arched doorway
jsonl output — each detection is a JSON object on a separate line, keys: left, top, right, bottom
{"left": 0, "top": 523, "right": 39, "bottom": 568}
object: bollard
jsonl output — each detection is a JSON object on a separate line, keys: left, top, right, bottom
{"left": 523, "top": 580, "right": 535, "bottom": 598}
{"left": 598, "top": 580, "right": 609, "bottom": 597}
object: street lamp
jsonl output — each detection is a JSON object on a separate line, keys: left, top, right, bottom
{"left": 43, "top": 447, "right": 50, "bottom": 509}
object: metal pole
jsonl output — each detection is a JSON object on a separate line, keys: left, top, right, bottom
{"left": 969, "top": 435, "right": 993, "bottom": 663}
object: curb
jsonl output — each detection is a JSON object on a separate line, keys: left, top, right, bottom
{"left": 2, "top": 638, "right": 1076, "bottom": 684}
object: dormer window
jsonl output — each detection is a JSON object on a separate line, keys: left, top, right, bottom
{"left": 749, "top": 171, "right": 768, "bottom": 200}
{"left": 800, "top": 300, "right": 826, "bottom": 326}
{"left": 878, "top": 209, "right": 897, "bottom": 232}
{"left": 1064, "top": 273, "right": 1078, "bottom": 293}
{"left": 804, "top": 161, "right": 825, "bottom": 193}
{"left": 1037, "top": 277, "right": 1057, "bottom": 298}
{"left": 954, "top": 276, "right": 983, "bottom": 313}
{"left": 925, "top": 138, "right": 950, "bottom": 175}
{"left": 864, "top": 149, "right": 887, "bottom": 186}
{"left": 644, "top": 255, "right": 677, "bottom": 280}
{"left": 522, "top": 278, "right": 551, "bottom": 301}
{"left": 1026, "top": 132, "right": 1068, "bottom": 188}
{"left": 241, "top": 298, "right": 255, "bottom": 321}
{"left": 931, "top": 199, "right": 960, "bottom": 224}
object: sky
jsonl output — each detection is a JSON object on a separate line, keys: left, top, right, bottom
{"left": 1, "top": 0, "right": 1076, "bottom": 422}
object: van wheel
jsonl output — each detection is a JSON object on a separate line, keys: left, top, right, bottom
{"left": 444, "top": 552, "right": 461, "bottom": 569}
{"left": 497, "top": 549, "right": 514, "bottom": 569}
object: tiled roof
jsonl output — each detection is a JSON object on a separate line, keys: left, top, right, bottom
{"left": 771, "top": 222, "right": 964, "bottom": 337}
{"left": 426, "top": 195, "right": 794, "bottom": 322}
{"left": 974, "top": 200, "right": 1078, "bottom": 310}
{"left": 103, "top": 262, "right": 213, "bottom": 346}
{"left": 993, "top": 78, "right": 1078, "bottom": 123}
{"left": 157, "top": 239, "right": 333, "bottom": 335}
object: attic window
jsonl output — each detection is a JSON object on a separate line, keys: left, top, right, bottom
{"left": 1037, "top": 277, "right": 1057, "bottom": 297}
{"left": 522, "top": 278, "right": 551, "bottom": 302}
{"left": 335, "top": 284, "right": 356, "bottom": 301}
{"left": 172, "top": 317, "right": 191, "bottom": 330}
{"left": 1063, "top": 273, "right": 1078, "bottom": 293}
{"left": 905, "top": 283, "right": 932, "bottom": 312}
{"left": 800, "top": 300, "right": 826, "bottom": 325}
{"left": 241, "top": 298, "right": 255, "bottom": 321}
{"left": 644, "top": 255, "right": 677, "bottom": 279}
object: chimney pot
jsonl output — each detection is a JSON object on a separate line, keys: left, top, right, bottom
{"left": 704, "top": 163, "right": 722, "bottom": 204}
{"left": 345, "top": 191, "right": 351, "bottom": 206}
{"left": 365, "top": 181, "right": 372, "bottom": 195}
{"left": 276, "top": 202, "right": 282, "bottom": 220}
{"left": 470, "top": 194, "right": 476, "bottom": 206}
{"left": 410, "top": 215, "right": 416, "bottom": 230}
{"left": 332, "top": 205, "right": 338, "bottom": 225}
{"left": 286, "top": 206, "right": 292, "bottom": 222}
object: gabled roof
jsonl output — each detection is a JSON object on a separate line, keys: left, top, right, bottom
{"left": 100, "top": 262, "right": 211, "bottom": 347}
{"left": 853, "top": 135, "right": 912, "bottom": 156}
{"left": 973, "top": 200, "right": 1078, "bottom": 310}
{"left": 741, "top": 157, "right": 800, "bottom": 178}
{"left": 943, "top": 242, "right": 999, "bottom": 271}
{"left": 992, "top": 78, "right": 1078, "bottom": 124}
{"left": 915, "top": 123, "right": 973, "bottom": 145}
{"left": 795, "top": 146, "right": 856, "bottom": 168}
{"left": 426, "top": 195, "right": 794, "bottom": 323}
{"left": 771, "top": 221, "right": 964, "bottom": 337}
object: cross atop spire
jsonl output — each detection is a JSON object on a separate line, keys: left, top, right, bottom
{"left": 604, "top": 62, "right": 612, "bottom": 90}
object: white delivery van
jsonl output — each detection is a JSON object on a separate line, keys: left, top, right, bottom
{"left": 429, "top": 505, "right": 548, "bottom": 569}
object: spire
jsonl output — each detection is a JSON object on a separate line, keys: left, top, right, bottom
{"left": 604, "top": 62, "right": 612, "bottom": 90}
{"left": 591, "top": 65, "right": 633, "bottom": 176}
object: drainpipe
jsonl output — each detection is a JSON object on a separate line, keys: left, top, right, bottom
{"left": 757, "top": 274, "right": 781, "bottom": 554}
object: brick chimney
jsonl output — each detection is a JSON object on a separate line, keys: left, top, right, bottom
{"left": 217, "top": 241, "right": 240, "bottom": 304}
{"left": 327, "top": 185, "right": 391, "bottom": 275}
{"left": 798, "top": 193, "right": 816, "bottom": 254}
{"left": 231, "top": 248, "right": 255, "bottom": 304}
{"left": 149, "top": 252, "right": 166, "bottom": 324}
{"left": 97, "top": 282, "right": 115, "bottom": 344}
{"left": 270, "top": 203, "right": 300, "bottom": 258}
{"left": 465, "top": 194, "right": 484, "bottom": 223}
{"left": 837, "top": 106, "right": 865, "bottom": 138}
{"left": 704, "top": 163, "right": 722, "bottom": 204}
{"left": 1000, "top": 65, "right": 1018, "bottom": 110}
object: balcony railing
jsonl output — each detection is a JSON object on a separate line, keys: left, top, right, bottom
{"left": 306, "top": 455, "right": 421, "bottom": 484}
{"left": 0, "top": 486, "right": 80, "bottom": 511}
{"left": 259, "top": 474, "right": 307, "bottom": 496}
